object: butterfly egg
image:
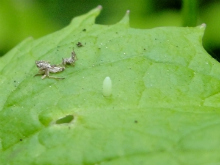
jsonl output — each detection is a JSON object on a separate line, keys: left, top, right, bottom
{"left": 102, "top": 76, "right": 112, "bottom": 97}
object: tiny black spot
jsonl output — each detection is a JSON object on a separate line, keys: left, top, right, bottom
{"left": 77, "top": 42, "right": 83, "bottom": 47}
{"left": 144, "top": 48, "right": 146, "bottom": 50}
{"left": 14, "top": 80, "right": 16, "bottom": 83}
{"left": 134, "top": 120, "right": 138, "bottom": 123}
{"left": 56, "top": 115, "right": 74, "bottom": 124}
{"left": 20, "top": 139, "right": 23, "bottom": 141}
{"left": 83, "top": 29, "right": 86, "bottom": 32}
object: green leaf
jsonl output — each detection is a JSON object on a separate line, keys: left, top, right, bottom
{"left": 1, "top": 6, "right": 220, "bottom": 165}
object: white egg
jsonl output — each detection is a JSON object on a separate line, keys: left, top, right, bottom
{"left": 103, "top": 76, "right": 112, "bottom": 97}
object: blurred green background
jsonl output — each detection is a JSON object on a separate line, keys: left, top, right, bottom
{"left": 0, "top": 0, "right": 220, "bottom": 60}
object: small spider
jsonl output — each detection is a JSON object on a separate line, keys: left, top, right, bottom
{"left": 35, "top": 60, "right": 65, "bottom": 79}
{"left": 62, "top": 50, "right": 77, "bottom": 66}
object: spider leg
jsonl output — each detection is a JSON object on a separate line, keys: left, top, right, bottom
{"left": 48, "top": 76, "right": 65, "bottom": 79}
{"left": 34, "top": 70, "right": 45, "bottom": 77}
{"left": 41, "top": 75, "right": 47, "bottom": 79}
{"left": 41, "top": 69, "right": 50, "bottom": 79}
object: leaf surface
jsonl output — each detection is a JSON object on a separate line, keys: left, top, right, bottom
{"left": 1, "top": 6, "right": 220, "bottom": 165}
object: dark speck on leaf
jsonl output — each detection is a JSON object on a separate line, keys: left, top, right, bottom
{"left": 20, "top": 139, "right": 23, "bottom": 141}
{"left": 83, "top": 29, "right": 86, "bottom": 31}
{"left": 134, "top": 120, "right": 138, "bottom": 123}
{"left": 77, "top": 42, "right": 83, "bottom": 47}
